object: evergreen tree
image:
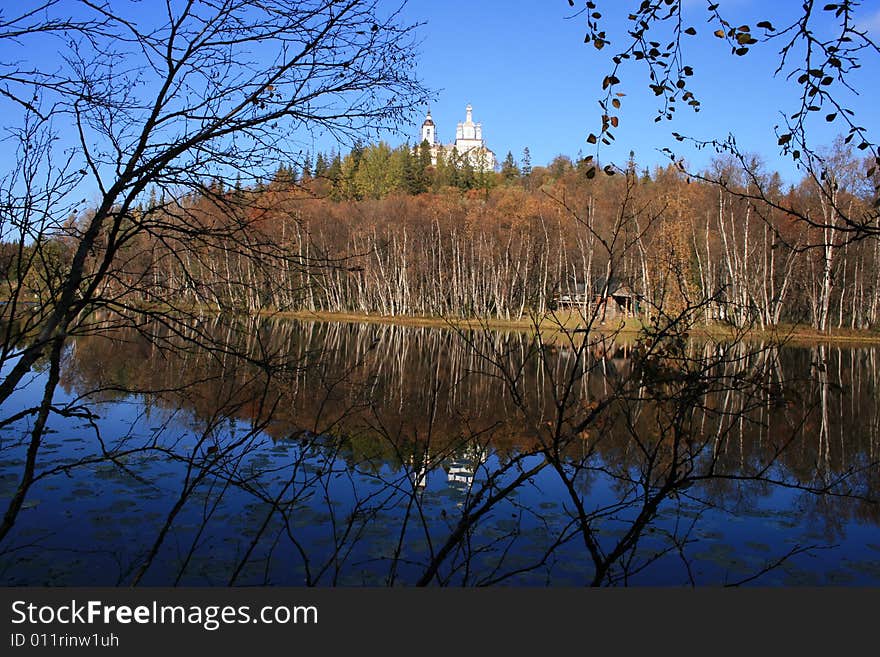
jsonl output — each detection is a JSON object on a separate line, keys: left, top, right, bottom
{"left": 271, "top": 164, "right": 295, "bottom": 188}
{"left": 314, "top": 152, "right": 327, "bottom": 177}
{"left": 459, "top": 154, "right": 475, "bottom": 190}
{"left": 521, "top": 146, "right": 532, "bottom": 178}
{"left": 521, "top": 146, "right": 533, "bottom": 190}
{"left": 301, "top": 151, "right": 312, "bottom": 179}
{"left": 418, "top": 139, "right": 433, "bottom": 191}
{"left": 475, "top": 158, "right": 494, "bottom": 198}
{"left": 447, "top": 148, "right": 461, "bottom": 188}
{"left": 327, "top": 153, "right": 344, "bottom": 200}
{"left": 399, "top": 143, "right": 421, "bottom": 194}
{"left": 500, "top": 150, "right": 519, "bottom": 182}
{"left": 349, "top": 141, "right": 364, "bottom": 172}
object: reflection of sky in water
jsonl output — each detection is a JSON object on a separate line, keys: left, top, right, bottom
{"left": 0, "top": 324, "right": 879, "bottom": 586}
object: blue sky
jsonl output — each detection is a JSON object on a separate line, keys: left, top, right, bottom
{"left": 1, "top": 0, "right": 877, "bottom": 194}
{"left": 388, "top": 0, "right": 880, "bottom": 184}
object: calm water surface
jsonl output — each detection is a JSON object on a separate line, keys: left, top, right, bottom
{"left": 1, "top": 319, "right": 878, "bottom": 585}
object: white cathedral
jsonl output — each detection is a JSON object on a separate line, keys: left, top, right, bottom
{"left": 419, "top": 104, "right": 497, "bottom": 171}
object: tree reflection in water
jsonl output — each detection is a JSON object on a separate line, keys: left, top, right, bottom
{"left": 0, "top": 316, "right": 878, "bottom": 585}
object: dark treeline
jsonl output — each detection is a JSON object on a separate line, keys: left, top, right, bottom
{"left": 6, "top": 139, "right": 878, "bottom": 332}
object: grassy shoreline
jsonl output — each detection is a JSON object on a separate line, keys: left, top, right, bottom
{"left": 259, "top": 309, "right": 880, "bottom": 346}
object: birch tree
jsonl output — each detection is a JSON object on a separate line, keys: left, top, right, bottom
{"left": 0, "top": 0, "right": 426, "bottom": 541}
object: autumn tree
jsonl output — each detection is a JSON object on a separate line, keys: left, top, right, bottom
{"left": 0, "top": 0, "right": 427, "bottom": 542}
{"left": 572, "top": 0, "right": 878, "bottom": 237}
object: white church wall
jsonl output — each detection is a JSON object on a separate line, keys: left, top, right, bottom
{"left": 418, "top": 105, "right": 498, "bottom": 171}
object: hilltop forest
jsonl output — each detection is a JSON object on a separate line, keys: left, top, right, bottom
{"left": 5, "top": 139, "right": 878, "bottom": 333}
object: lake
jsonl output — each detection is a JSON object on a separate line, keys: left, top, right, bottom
{"left": 1, "top": 317, "right": 878, "bottom": 585}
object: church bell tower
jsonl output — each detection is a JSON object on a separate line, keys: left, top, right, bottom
{"left": 420, "top": 110, "right": 436, "bottom": 145}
